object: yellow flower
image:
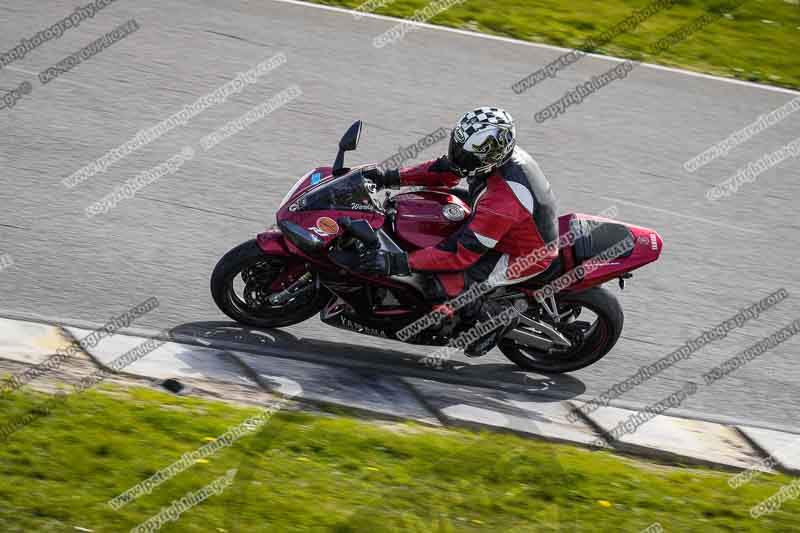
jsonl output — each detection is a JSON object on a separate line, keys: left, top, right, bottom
{"left": 196, "top": 459, "right": 209, "bottom": 464}
{"left": 597, "top": 500, "right": 612, "bottom": 508}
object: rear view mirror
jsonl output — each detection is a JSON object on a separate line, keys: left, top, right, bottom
{"left": 339, "top": 120, "right": 362, "bottom": 151}
{"left": 333, "top": 120, "right": 363, "bottom": 176}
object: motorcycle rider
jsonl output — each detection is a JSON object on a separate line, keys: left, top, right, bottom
{"left": 360, "top": 107, "right": 560, "bottom": 356}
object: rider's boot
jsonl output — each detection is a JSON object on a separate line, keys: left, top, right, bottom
{"left": 461, "top": 299, "right": 520, "bottom": 357}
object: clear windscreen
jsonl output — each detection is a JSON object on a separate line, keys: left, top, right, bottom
{"left": 297, "top": 170, "right": 380, "bottom": 212}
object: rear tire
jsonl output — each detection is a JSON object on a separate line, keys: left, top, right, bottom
{"left": 210, "top": 239, "right": 324, "bottom": 328}
{"left": 499, "top": 287, "right": 623, "bottom": 373}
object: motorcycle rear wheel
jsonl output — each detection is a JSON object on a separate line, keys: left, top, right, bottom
{"left": 210, "top": 239, "right": 324, "bottom": 328}
{"left": 499, "top": 287, "right": 623, "bottom": 373}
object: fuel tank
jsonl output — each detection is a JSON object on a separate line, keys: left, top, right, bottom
{"left": 393, "top": 191, "right": 471, "bottom": 249}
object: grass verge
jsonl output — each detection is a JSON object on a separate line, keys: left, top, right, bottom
{"left": 1, "top": 385, "right": 799, "bottom": 532}
{"left": 307, "top": 0, "right": 800, "bottom": 90}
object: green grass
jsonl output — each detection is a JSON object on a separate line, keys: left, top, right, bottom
{"left": 1, "top": 385, "right": 799, "bottom": 532}
{"left": 312, "top": 0, "right": 800, "bottom": 90}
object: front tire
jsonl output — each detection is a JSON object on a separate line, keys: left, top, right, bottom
{"left": 210, "top": 239, "right": 324, "bottom": 328}
{"left": 499, "top": 287, "right": 623, "bottom": 373}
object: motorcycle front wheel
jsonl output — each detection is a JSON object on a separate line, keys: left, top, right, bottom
{"left": 210, "top": 239, "right": 324, "bottom": 328}
{"left": 499, "top": 287, "right": 624, "bottom": 373}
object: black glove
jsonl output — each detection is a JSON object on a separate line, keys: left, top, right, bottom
{"left": 358, "top": 249, "right": 411, "bottom": 276}
{"left": 428, "top": 155, "right": 452, "bottom": 173}
{"left": 362, "top": 166, "right": 400, "bottom": 190}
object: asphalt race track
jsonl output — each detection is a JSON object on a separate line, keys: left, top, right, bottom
{"left": 1, "top": 0, "right": 799, "bottom": 429}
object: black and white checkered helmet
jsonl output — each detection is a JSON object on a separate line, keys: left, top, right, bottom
{"left": 448, "top": 107, "right": 516, "bottom": 178}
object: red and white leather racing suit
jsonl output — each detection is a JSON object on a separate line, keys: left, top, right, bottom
{"left": 399, "top": 147, "right": 560, "bottom": 298}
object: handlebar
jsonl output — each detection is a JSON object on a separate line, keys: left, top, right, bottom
{"left": 338, "top": 217, "right": 380, "bottom": 249}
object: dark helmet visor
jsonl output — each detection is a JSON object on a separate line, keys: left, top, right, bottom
{"left": 448, "top": 130, "right": 483, "bottom": 177}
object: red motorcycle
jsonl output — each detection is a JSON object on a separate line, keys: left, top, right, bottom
{"left": 211, "top": 121, "right": 663, "bottom": 373}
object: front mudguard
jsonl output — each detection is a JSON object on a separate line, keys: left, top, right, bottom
{"left": 256, "top": 229, "right": 292, "bottom": 256}
{"left": 256, "top": 229, "right": 325, "bottom": 292}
